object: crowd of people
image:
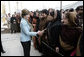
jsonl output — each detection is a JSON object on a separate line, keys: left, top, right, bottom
{"left": 5, "top": 12, "right": 21, "bottom": 33}
{"left": 1, "top": 5, "right": 83, "bottom": 56}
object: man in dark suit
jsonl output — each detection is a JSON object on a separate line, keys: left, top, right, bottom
{"left": 10, "top": 14, "right": 17, "bottom": 33}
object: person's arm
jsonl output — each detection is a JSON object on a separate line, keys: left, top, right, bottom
{"left": 21, "top": 21, "right": 38, "bottom": 36}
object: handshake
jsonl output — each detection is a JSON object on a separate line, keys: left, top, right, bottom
{"left": 37, "top": 30, "right": 45, "bottom": 36}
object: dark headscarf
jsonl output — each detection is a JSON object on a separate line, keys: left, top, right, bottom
{"left": 46, "top": 10, "right": 62, "bottom": 48}
{"left": 56, "top": 10, "right": 61, "bottom": 21}
{"left": 41, "top": 9, "right": 49, "bottom": 15}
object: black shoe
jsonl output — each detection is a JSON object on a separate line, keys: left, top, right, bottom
{"left": 1, "top": 50, "right": 6, "bottom": 53}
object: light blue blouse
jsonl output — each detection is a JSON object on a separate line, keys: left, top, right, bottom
{"left": 20, "top": 18, "right": 37, "bottom": 42}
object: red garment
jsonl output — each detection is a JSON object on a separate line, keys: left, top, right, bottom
{"left": 32, "top": 18, "right": 37, "bottom": 31}
{"left": 32, "top": 18, "right": 37, "bottom": 49}
{"left": 70, "top": 49, "right": 76, "bottom": 56}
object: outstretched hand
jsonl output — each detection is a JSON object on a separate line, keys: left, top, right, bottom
{"left": 56, "top": 47, "right": 59, "bottom": 53}
{"left": 37, "top": 30, "right": 44, "bottom": 36}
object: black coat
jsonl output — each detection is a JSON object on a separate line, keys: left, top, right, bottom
{"left": 10, "top": 17, "right": 18, "bottom": 31}
{"left": 10, "top": 17, "right": 17, "bottom": 24}
{"left": 79, "top": 33, "right": 83, "bottom": 56}
{"left": 40, "top": 10, "right": 62, "bottom": 56}
{"left": 47, "top": 21, "right": 62, "bottom": 48}
{"left": 46, "top": 10, "right": 62, "bottom": 48}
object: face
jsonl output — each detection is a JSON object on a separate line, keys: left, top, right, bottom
{"left": 61, "top": 14, "right": 69, "bottom": 25}
{"left": 14, "top": 12, "right": 16, "bottom": 14}
{"left": 39, "top": 13, "right": 43, "bottom": 19}
{"left": 25, "top": 14, "right": 30, "bottom": 20}
{"left": 36, "top": 12, "right": 39, "bottom": 17}
{"left": 47, "top": 15, "right": 53, "bottom": 22}
{"left": 17, "top": 13, "right": 20, "bottom": 16}
{"left": 61, "top": 9, "right": 64, "bottom": 14}
{"left": 8, "top": 13, "right": 10, "bottom": 16}
{"left": 78, "top": 7, "right": 83, "bottom": 14}
{"left": 30, "top": 12, "right": 33, "bottom": 16}
{"left": 53, "top": 10, "right": 57, "bottom": 20}
{"left": 42, "top": 13, "right": 47, "bottom": 18}
{"left": 78, "top": 10, "right": 83, "bottom": 15}
{"left": 12, "top": 14, "right": 15, "bottom": 17}
{"left": 49, "top": 8, "right": 54, "bottom": 12}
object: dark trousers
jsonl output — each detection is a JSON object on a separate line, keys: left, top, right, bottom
{"left": 11, "top": 24, "right": 17, "bottom": 33}
{"left": 1, "top": 41, "right": 4, "bottom": 52}
{"left": 21, "top": 41, "right": 31, "bottom": 56}
{"left": 17, "top": 23, "right": 20, "bottom": 32}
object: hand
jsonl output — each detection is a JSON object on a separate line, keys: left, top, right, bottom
{"left": 56, "top": 47, "right": 59, "bottom": 53}
{"left": 37, "top": 30, "right": 44, "bottom": 36}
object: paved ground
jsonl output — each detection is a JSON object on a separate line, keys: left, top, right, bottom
{"left": 1, "top": 21, "right": 42, "bottom": 56}
{"left": 1, "top": 33, "right": 42, "bottom": 56}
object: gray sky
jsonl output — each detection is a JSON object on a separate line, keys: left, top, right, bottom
{"left": 1, "top": 1, "right": 79, "bottom": 14}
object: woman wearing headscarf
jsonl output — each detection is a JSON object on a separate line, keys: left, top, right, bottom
{"left": 58, "top": 12, "right": 82, "bottom": 56}
{"left": 43, "top": 10, "right": 62, "bottom": 56}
